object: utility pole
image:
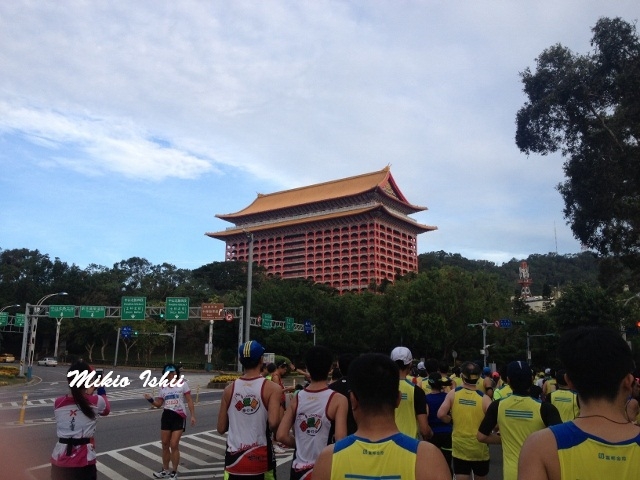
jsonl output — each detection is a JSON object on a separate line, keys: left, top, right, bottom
{"left": 468, "top": 319, "right": 491, "bottom": 367}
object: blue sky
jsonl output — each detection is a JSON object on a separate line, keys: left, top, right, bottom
{"left": 1, "top": 2, "right": 638, "bottom": 270}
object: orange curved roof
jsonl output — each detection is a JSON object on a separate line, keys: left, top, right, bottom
{"left": 206, "top": 204, "right": 437, "bottom": 239}
{"left": 216, "top": 167, "right": 426, "bottom": 220}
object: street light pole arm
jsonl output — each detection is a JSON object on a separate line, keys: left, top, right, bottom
{"left": 0, "top": 304, "right": 20, "bottom": 313}
{"left": 36, "top": 292, "right": 68, "bottom": 306}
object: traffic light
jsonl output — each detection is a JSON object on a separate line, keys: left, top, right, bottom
{"left": 133, "top": 330, "right": 139, "bottom": 337}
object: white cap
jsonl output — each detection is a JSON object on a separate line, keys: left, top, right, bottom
{"left": 417, "top": 361, "right": 426, "bottom": 370}
{"left": 390, "top": 346, "right": 413, "bottom": 365}
{"left": 544, "top": 368, "right": 551, "bottom": 374}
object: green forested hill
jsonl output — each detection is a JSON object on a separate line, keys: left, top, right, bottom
{"left": 418, "top": 251, "right": 600, "bottom": 297}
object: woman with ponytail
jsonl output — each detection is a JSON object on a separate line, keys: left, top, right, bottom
{"left": 51, "top": 360, "right": 110, "bottom": 480}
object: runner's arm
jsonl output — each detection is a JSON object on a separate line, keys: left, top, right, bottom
{"left": 477, "top": 400, "right": 501, "bottom": 444}
{"left": 275, "top": 394, "right": 296, "bottom": 447}
{"left": 184, "top": 391, "right": 196, "bottom": 426}
{"left": 216, "top": 385, "right": 231, "bottom": 434}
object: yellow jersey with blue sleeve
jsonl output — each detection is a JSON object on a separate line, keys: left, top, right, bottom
{"left": 451, "top": 387, "right": 489, "bottom": 461}
{"left": 329, "top": 433, "right": 419, "bottom": 480}
{"left": 551, "top": 421, "right": 640, "bottom": 479}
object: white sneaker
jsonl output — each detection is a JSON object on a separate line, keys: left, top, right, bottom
{"left": 169, "top": 472, "right": 178, "bottom": 479}
{"left": 153, "top": 469, "right": 170, "bottom": 478}
{"left": 274, "top": 444, "right": 286, "bottom": 454}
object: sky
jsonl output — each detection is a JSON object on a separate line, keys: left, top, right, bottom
{"left": 1, "top": 1, "right": 638, "bottom": 271}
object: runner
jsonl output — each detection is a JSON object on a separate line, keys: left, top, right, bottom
{"left": 477, "top": 366, "right": 496, "bottom": 399}
{"left": 391, "top": 346, "right": 432, "bottom": 440}
{"left": 437, "top": 361, "right": 492, "bottom": 480}
{"left": 51, "top": 361, "right": 110, "bottom": 480}
{"left": 519, "top": 327, "right": 640, "bottom": 479}
{"left": 546, "top": 369, "right": 579, "bottom": 422}
{"left": 425, "top": 372, "right": 453, "bottom": 475}
{"left": 312, "top": 353, "right": 451, "bottom": 480}
{"left": 144, "top": 363, "right": 195, "bottom": 479}
{"left": 276, "top": 346, "right": 348, "bottom": 480}
{"left": 328, "top": 353, "right": 358, "bottom": 435}
{"left": 477, "top": 360, "right": 561, "bottom": 480}
{"left": 217, "top": 340, "right": 282, "bottom": 480}
{"left": 541, "top": 368, "right": 557, "bottom": 401}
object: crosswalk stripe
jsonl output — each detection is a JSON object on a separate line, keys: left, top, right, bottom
{"left": 108, "top": 451, "right": 154, "bottom": 476}
{"left": 185, "top": 436, "right": 226, "bottom": 458}
{"left": 96, "top": 460, "right": 129, "bottom": 480}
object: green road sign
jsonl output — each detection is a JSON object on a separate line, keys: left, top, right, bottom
{"left": 262, "top": 313, "right": 273, "bottom": 330}
{"left": 15, "top": 313, "right": 25, "bottom": 327}
{"left": 166, "top": 297, "right": 189, "bottom": 321}
{"left": 80, "top": 306, "right": 106, "bottom": 319}
{"left": 121, "top": 296, "right": 146, "bottom": 320}
{"left": 0, "top": 312, "right": 7, "bottom": 326}
{"left": 49, "top": 305, "right": 76, "bottom": 318}
{"left": 285, "top": 316, "right": 294, "bottom": 332}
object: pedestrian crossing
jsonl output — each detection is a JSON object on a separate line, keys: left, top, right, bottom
{"left": 26, "top": 430, "right": 294, "bottom": 480}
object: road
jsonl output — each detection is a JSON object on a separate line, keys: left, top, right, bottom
{"left": 1, "top": 366, "right": 503, "bottom": 480}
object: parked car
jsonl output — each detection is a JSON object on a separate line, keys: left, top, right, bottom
{"left": 37, "top": 357, "right": 58, "bottom": 367}
{"left": 0, "top": 353, "right": 15, "bottom": 363}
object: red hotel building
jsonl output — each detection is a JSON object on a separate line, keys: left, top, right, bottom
{"left": 206, "top": 167, "right": 437, "bottom": 292}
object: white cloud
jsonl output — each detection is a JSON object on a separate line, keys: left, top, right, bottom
{"left": 0, "top": 101, "right": 215, "bottom": 180}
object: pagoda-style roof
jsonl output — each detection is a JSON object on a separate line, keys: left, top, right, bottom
{"left": 216, "top": 166, "right": 426, "bottom": 221}
{"left": 206, "top": 204, "right": 437, "bottom": 240}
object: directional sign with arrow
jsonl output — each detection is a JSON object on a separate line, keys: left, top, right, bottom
{"left": 166, "top": 297, "right": 189, "bottom": 321}
{"left": 121, "top": 297, "right": 146, "bottom": 320}
{"left": 80, "top": 306, "right": 106, "bottom": 319}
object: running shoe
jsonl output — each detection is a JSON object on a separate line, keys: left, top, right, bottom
{"left": 169, "top": 472, "right": 178, "bottom": 479}
{"left": 273, "top": 444, "right": 286, "bottom": 454}
{"left": 153, "top": 469, "right": 170, "bottom": 478}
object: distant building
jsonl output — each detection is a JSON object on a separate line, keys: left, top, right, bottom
{"left": 206, "top": 167, "right": 437, "bottom": 292}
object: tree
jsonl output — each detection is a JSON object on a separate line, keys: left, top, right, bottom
{"left": 516, "top": 17, "right": 640, "bottom": 264}
{"left": 549, "top": 283, "right": 623, "bottom": 333}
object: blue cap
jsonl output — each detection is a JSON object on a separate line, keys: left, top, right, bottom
{"left": 239, "top": 340, "right": 266, "bottom": 361}
{"left": 483, "top": 367, "right": 492, "bottom": 375}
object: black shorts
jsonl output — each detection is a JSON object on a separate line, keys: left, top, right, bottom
{"left": 161, "top": 409, "right": 186, "bottom": 432}
{"left": 51, "top": 464, "right": 97, "bottom": 480}
{"left": 452, "top": 457, "right": 490, "bottom": 477}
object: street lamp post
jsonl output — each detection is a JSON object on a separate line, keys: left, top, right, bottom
{"left": 21, "top": 292, "right": 68, "bottom": 379}
{"left": 526, "top": 332, "right": 556, "bottom": 364}
{"left": 244, "top": 231, "right": 254, "bottom": 343}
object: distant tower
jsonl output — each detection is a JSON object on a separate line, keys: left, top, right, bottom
{"left": 518, "top": 261, "right": 533, "bottom": 298}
